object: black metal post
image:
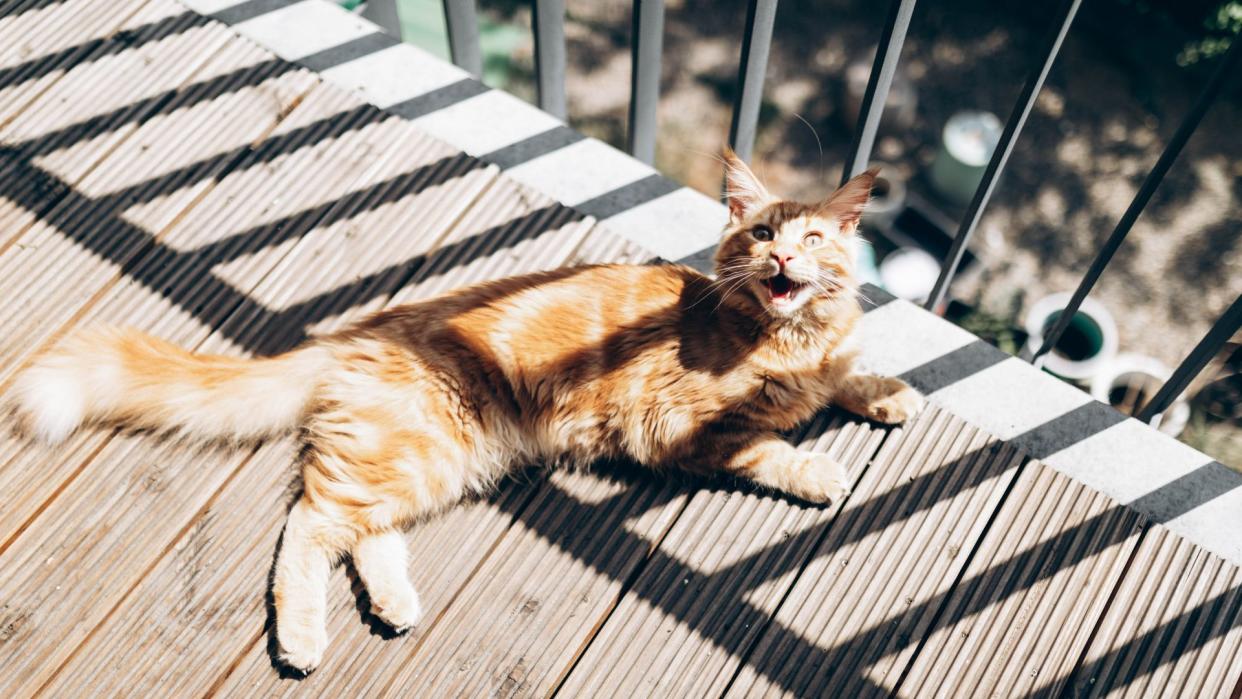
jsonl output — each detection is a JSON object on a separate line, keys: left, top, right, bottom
{"left": 627, "top": 0, "right": 665, "bottom": 164}
{"left": 924, "top": 0, "right": 1081, "bottom": 312}
{"left": 1031, "top": 38, "right": 1242, "bottom": 364}
{"left": 1137, "top": 295, "right": 1242, "bottom": 423}
{"left": 533, "top": 0, "right": 567, "bottom": 119}
{"left": 727, "top": 0, "right": 778, "bottom": 163}
{"left": 443, "top": 0, "right": 482, "bottom": 77}
{"left": 840, "top": 0, "right": 917, "bottom": 185}
{"left": 361, "top": 0, "right": 401, "bottom": 37}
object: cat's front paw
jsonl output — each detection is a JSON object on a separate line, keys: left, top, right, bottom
{"left": 865, "top": 380, "right": 925, "bottom": 424}
{"left": 277, "top": 621, "right": 328, "bottom": 674}
{"left": 792, "top": 453, "right": 852, "bottom": 504}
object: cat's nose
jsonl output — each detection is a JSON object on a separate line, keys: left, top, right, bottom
{"left": 770, "top": 250, "right": 796, "bottom": 268}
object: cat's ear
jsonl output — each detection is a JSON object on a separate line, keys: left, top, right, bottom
{"left": 722, "top": 147, "right": 774, "bottom": 223}
{"left": 820, "top": 166, "right": 880, "bottom": 234}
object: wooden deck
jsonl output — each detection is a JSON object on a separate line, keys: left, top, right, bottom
{"left": 1, "top": 1, "right": 1239, "bottom": 696}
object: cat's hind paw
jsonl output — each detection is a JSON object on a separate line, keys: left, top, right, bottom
{"left": 370, "top": 587, "right": 423, "bottom": 634}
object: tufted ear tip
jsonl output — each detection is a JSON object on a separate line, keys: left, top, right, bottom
{"left": 721, "top": 148, "right": 774, "bottom": 223}
{"left": 822, "top": 167, "right": 881, "bottom": 230}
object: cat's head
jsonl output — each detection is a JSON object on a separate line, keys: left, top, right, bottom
{"left": 713, "top": 148, "right": 877, "bottom": 319}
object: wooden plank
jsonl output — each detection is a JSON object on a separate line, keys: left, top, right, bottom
{"left": 0, "top": 0, "right": 146, "bottom": 67}
{"left": 721, "top": 408, "right": 1023, "bottom": 697}
{"left": 382, "top": 412, "right": 879, "bottom": 695}
{"left": 0, "top": 1, "right": 214, "bottom": 147}
{"left": 889, "top": 460, "right": 1146, "bottom": 698}
{"left": 0, "top": 17, "right": 289, "bottom": 378}
{"left": 213, "top": 182, "right": 618, "bottom": 696}
{"left": 559, "top": 412, "right": 889, "bottom": 698}
{"left": 0, "top": 0, "right": 155, "bottom": 127}
{"left": 398, "top": 468, "right": 687, "bottom": 698}
{"left": 0, "top": 80, "right": 490, "bottom": 694}
{"left": 33, "top": 119, "right": 500, "bottom": 699}
{"left": 0, "top": 51, "right": 320, "bottom": 555}
{"left": 0, "top": 1, "right": 229, "bottom": 255}
{"left": 563, "top": 222, "right": 656, "bottom": 266}
{"left": 1066, "top": 524, "right": 1242, "bottom": 698}
{"left": 561, "top": 407, "right": 938, "bottom": 695}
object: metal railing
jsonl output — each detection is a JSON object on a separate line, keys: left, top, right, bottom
{"left": 360, "top": 0, "right": 1240, "bottom": 428}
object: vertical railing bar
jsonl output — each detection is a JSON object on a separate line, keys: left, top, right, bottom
{"left": 627, "top": 0, "right": 665, "bottom": 164}
{"left": 923, "top": 0, "right": 1081, "bottom": 312}
{"left": 533, "top": 0, "right": 567, "bottom": 119}
{"left": 361, "top": 0, "right": 401, "bottom": 37}
{"left": 1030, "top": 38, "right": 1242, "bottom": 364}
{"left": 839, "top": 0, "right": 917, "bottom": 186}
{"left": 1137, "top": 295, "right": 1242, "bottom": 423}
{"left": 727, "top": 0, "right": 778, "bottom": 163}
{"left": 443, "top": 0, "right": 483, "bottom": 77}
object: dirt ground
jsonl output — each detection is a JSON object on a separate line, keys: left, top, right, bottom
{"left": 478, "top": 0, "right": 1240, "bottom": 463}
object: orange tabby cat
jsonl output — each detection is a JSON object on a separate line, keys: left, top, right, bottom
{"left": 13, "top": 150, "right": 923, "bottom": 672}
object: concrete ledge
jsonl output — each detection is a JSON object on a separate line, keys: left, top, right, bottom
{"left": 856, "top": 298, "right": 1241, "bottom": 565}
{"left": 182, "top": 0, "right": 1241, "bottom": 566}
{"left": 179, "top": 0, "right": 724, "bottom": 258}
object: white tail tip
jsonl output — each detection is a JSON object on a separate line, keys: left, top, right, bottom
{"left": 13, "top": 364, "right": 85, "bottom": 444}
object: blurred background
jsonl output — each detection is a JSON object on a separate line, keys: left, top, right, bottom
{"left": 345, "top": 0, "right": 1239, "bottom": 465}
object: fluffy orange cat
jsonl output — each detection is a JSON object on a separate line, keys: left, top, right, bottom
{"left": 14, "top": 151, "right": 923, "bottom": 673}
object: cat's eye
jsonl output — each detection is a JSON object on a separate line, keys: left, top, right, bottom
{"left": 751, "top": 226, "right": 774, "bottom": 242}
{"left": 803, "top": 231, "right": 824, "bottom": 248}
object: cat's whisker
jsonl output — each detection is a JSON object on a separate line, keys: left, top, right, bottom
{"left": 709, "top": 272, "right": 757, "bottom": 315}
{"left": 714, "top": 272, "right": 753, "bottom": 302}
{"left": 685, "top": 268, "right": 753, "bottom": 311}
{"left": 791, "top": 112, "right": 824, "bottom": 183}
{"left": 667, "top": 144, "right": 731, "bottom": 169}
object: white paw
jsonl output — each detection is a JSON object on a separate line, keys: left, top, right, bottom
{"left": 867, "top": 381, "right": 925, "bottom": 425}
{"left": 795, "top": 453, "right": 852, "bottom": 504}
{"left": 277, "top": 622, "right": 327, "bottom": 674}
{"left": 370, "top": 587, "right": 423, "bottom": 633}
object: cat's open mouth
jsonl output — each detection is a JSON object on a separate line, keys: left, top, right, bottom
{"left": 762, "top": 273, "right": 807, "bottom": 303}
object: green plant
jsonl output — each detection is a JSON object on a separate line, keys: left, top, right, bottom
{"left": 1178, "top": 1, "right": 1240, "bottom": 65}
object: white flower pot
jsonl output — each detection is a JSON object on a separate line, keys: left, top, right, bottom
{"left": 1090, "top": 353, "right": 1190, "bottom": 437}
{"left": 1023, "top": 292, "right": 1119, "bottom": 382}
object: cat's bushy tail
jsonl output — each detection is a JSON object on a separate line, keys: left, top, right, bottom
{"left": 13, "top": 327, "right": 330, "bottom": 444}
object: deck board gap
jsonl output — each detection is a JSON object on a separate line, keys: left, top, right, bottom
{"left": 0, "top": 427, "right": 112, "bottom": 556}
{"left": 716, "top": 421, "right": 901, "bottom": 698}
{"left": 0, "top": 0, "right": 156, "bottom": 133}
{"left": 1054, "top": 522, "right": 1153, "bottom": 698}
{"left": 885, "top": 453, "right": 1036, "bottom": 698}
{"left": 33, "top": 442, "right": 266, "bottom": 695}
{"left": 547, "top": 480, "right": 697, "bottom": 697}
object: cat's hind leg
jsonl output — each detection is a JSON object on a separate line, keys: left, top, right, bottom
{"left": 272, "top": 497, "right": 351, "bottom": 673}
{"left": 833, "top": 373, "right": 925, "bottom": 424}
{"left": 353, "top": 530, "right": 422, "bottom": 632}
